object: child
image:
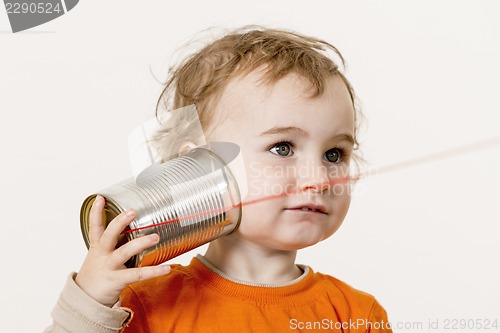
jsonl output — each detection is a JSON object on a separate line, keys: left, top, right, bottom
{"left": 46, "top": 27, "right": 393, "bottom": 332}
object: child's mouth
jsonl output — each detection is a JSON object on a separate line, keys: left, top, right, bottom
{"left": 285, "top": 204, "right": 328, "bottom": 214}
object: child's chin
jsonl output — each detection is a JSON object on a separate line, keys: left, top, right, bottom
{"left": 276, "top": 238, "right": 322, "bottom": 251}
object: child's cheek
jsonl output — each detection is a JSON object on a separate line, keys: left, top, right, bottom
{"left": 246, "top": 160, "right": 294, "bottom": 199}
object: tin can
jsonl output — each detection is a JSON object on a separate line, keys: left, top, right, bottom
{"left": 80, "top": 147, "right": 241, "bottom": 267}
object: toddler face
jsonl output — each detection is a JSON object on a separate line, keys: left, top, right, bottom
{"left": 208, "top": 71, "right": 355, "bottom": 251}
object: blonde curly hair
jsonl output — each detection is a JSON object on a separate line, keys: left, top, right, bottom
{"left": 152, "top": 26, "right": 362, "bottom": 164}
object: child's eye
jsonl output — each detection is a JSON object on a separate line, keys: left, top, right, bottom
{"left": 324, "top": 148, "right": 343, "bottom": 163}
{"left": 269, "top": 142, "right": 293, "bottom": 157}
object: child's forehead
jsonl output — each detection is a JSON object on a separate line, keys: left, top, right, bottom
{"left": 211, "top": 73, "right": 308, "bottom": 129}
{"left": 207, "top": 72, "right": 354, "bottom": 140}
{"left": 214, "top": 75, "right": 323, "bottom": 127}
{"left": 218, "top": 71, "right": 351, "bottom": 113}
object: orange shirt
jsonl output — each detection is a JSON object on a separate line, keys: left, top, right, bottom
{"left": 121, "top": 256, "right": 392, "bottom": 333}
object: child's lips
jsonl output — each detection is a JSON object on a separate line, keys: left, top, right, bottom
{"left": 284, "top": 204, "right": 328, "bottom": 214}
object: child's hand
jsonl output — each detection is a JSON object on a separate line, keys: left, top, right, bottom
{"left": 75, "top": 195, "right": 171, "bottom": 307}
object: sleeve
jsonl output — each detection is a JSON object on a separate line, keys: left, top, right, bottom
{"left": 43, "top": 273, "right": 133, "bottom": 333}
{"left": 120, "top": 286, "right": 150, "bottom": 333}
{"left": 367, "top": 300, "right": 393, "bottom": 333}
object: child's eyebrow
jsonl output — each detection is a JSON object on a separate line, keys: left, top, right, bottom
{"left": 259, "top": 126, "right": 355, "bottom": 145}
{"left": 259, "top": 126, "right": 308, "bottom": 137}
{"left": 335, "top": 133, "right": 355, "bottom": 145}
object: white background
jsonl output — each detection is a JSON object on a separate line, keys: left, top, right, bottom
{"left": 1, "top": 1, "right": 499, "bottom": 332}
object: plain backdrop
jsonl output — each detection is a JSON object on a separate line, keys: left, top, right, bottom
{"left": 1, "top": 1, "right": 499, "bottom": 332}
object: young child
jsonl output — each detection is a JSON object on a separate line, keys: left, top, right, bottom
{"left": 46, "top": 27, "right": 393, "bottom": 333}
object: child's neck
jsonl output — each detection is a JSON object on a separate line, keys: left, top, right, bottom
{"left": 203, "top": 236, "right": 303, "bottom": 285}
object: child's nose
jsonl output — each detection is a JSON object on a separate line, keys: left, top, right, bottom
{"left": 295, "top": 160, "right": 330, "bottom": 194}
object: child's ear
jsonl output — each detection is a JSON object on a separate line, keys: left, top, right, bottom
{"left": 178, "top": 141, "right": 198, "bottom": 156}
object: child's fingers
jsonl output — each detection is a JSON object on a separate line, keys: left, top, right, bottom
{"left": 99, "top": 209, "right": 136, "bottom": 252}
{"left": 88, "top": 195, "right": 105, "bottom": 245}
{"left": 120, "top": 264, "right": 171, "bottom": 286}
{"left": 111, "top": 234, "right": 160, "bottom": 267}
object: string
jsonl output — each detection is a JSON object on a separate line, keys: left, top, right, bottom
{"left": 121, "top": 135, "right": 500, "bottom": 235}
